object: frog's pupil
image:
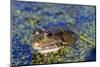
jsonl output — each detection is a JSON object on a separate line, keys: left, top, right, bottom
{"left": 47, "top": 33, "right": 52, "bottom": 37}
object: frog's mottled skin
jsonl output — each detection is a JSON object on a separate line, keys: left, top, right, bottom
{"left": 32, "top": 29, "right": 78, "bottom": 54}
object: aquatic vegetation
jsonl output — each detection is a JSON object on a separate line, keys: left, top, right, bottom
{"left": 32, "top": 46, "right": 69, "bottom": 64}
{"left": 11, "top": 0, "right": 96, "bottom": 66}
{"left": 80, "top": 35, "right": 94, "bottom": 46}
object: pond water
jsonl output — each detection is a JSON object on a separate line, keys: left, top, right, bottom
{"left": 11, "top": 0, "right": 96, "bottom": 66}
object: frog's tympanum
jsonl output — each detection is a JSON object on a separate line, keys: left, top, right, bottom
{"left": 32, "top": 28, "right": 78, "bottom": 54}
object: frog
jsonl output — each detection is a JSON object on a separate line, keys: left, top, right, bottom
{"left": 31, "top": 28, "right": 78, "bottom": 54}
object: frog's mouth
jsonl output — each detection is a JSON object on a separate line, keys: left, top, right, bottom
{"left": 37, "top": 44, "right": 61, "bottom": 54}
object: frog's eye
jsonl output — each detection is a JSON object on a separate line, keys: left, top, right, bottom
{"left": 47, "top": 33, "right": 52, "bottom": 37}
